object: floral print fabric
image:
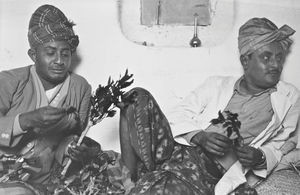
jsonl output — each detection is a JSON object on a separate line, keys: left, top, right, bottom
{"left": 121, "top": 88, "right": 221, "bottom": 195}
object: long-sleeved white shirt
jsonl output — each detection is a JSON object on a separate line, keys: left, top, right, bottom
{"left": 167, "top": 76, "right": 300, "bottom": 194}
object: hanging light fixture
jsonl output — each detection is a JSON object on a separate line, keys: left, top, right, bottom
{"left": 189, "top": 13, "right": 201, "bottom": 47}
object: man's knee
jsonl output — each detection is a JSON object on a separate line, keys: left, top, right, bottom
{"left": 0, "top": 182, "right": 37, "bottom": 195}
{"left": 126, "top": 87, "right": 152, "bottom": 99}
{"left": 122, "top": 87, "right": 155, "bottom": 111}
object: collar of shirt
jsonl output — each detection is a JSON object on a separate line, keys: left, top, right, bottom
{"left": 233, "top": 76, "right": 277, "bottom": 97}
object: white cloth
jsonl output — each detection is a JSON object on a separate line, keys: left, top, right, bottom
{"left": 167, "top": 76, "right": 300, "bottom": 195}
{"left": 30, "top": 65, "right": 70, "bottom": 108}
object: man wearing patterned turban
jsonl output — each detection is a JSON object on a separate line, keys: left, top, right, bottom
{"left": 238, "top": 17, "right": 295, "bottom": 56}
{"left": 0, "top": 4, "right": 99, "bottom": 194}
{"left": 126, "top": 17, "right": 300, "bottom": 195}
{"left": 237, "top": 17, "right": 295, "bottom": 93}
{"left": 27, "top": 4, "right": 79, "bottom": 53}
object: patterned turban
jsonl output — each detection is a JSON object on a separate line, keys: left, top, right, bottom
{"left": 28, "top": 4, "right": 79, "bottom": 52}
{"left": 238, "top": 17, "right": 295, "bottom": 56}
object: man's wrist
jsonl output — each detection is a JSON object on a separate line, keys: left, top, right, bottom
{"left": 254, "top": 148, "right": 267, "bottom": 169}
{"left": 191, "top": 131, "right": 206, "bottom": 146}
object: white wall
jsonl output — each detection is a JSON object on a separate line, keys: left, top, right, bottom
{"left": 120, "top": 0, "right": 236, "bottom": 47}
{"left": 1, "top": 0, "right": 300, "bottom": 152}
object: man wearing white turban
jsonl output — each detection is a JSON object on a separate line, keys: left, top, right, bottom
{"left": 114, "top": 17, "right": 300, "bottom": 195}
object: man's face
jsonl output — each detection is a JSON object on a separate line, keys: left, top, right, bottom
{"left": 243, "top": 41, "right": 286, "bottom": 91}
{"left": 33, "top": 41, "right": 72, "bottom": 88}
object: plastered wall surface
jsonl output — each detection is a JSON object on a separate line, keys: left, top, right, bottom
{"left": 1, "top": 0, "right": 299, "bottom": 152}
{"left": 121, "top": 0, "right": 235, "bottom": 47}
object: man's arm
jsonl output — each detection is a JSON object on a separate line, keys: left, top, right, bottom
{"left": 167, "top": 76, "right": 237, "bottom": 145}
{"left": 0, "top": 71, "right": 23, "bottom": 147}
{"left": 78, "top": 84, "right": 92, "bottom": 131}
{"left": 55, "top": 81, "right": 92, "bottom": 164}
{"left": 252, "top": 97, "right": 300, "bottom": 178}
{"left": 167, "top": 77, "right": 216, "bottom": 143}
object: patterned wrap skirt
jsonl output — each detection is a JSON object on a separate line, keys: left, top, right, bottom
{"left": 118, "top": 88, "right": 222, "bottom": 195}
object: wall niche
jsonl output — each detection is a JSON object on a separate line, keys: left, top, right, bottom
{"left": 119, "top": 0, "right": 236, "bottom": 47}
{"left": 141, "top": 0, "right": 212, "bottom": 26}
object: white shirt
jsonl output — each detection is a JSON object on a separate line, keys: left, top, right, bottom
{"left": 167, "top": 76, "right": 300, "bottom": 194}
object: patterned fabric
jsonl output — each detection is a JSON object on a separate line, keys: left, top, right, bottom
{"left": 120, "top": 88, "right": 221, "bottom": 195}
{"left": 238, "top": 17, "right": 295, "bottom": 56}
{"left": 256, "top": 169, "right": 300, "bottom": 195}
{"left": 28, "top": 4, "right": 79, "bottom": 52}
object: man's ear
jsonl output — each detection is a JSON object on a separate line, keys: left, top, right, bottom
{"left": 240, "top": 55, "right": 249, "bottom": 70}
{"left": 27, "top": 48, "right": 37, "bottom": 63}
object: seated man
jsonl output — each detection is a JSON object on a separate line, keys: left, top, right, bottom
{"left": 0, "top": 4, "right": 99, "bottom": 194}
{"left": 117, "top": 17, "right": 300, "bottom": 194}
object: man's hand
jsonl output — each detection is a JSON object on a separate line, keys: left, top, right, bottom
{"left": 67, "top": 136, "right": 101, "bottom": 163}
{"left": 191, "top": 131, "right": 232, "bottom": 156}
{"left": 235, "top": 146, "right": 265, "bottom": 168}
{"left": 19, "top": 106, "right": 67, "bottom": 132}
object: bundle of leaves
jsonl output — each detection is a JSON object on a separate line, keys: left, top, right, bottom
{"left": 50, "top": 70, "right": 135, "bottom": 194}
{"left": 210, "top": 110, "right": 243, "bottom": 147}
{"left": 50, "top": 152, "right": 124, "bottom": 195}
{"left": 90, "top": 69, "right": 135, "bottom": 125}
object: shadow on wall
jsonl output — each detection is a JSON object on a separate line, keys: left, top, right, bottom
{"left": 70, "top": 49, "right": 82, "bottom": 73}
{"left": 118, "top": 0, "right": 237, "bottom": 47}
